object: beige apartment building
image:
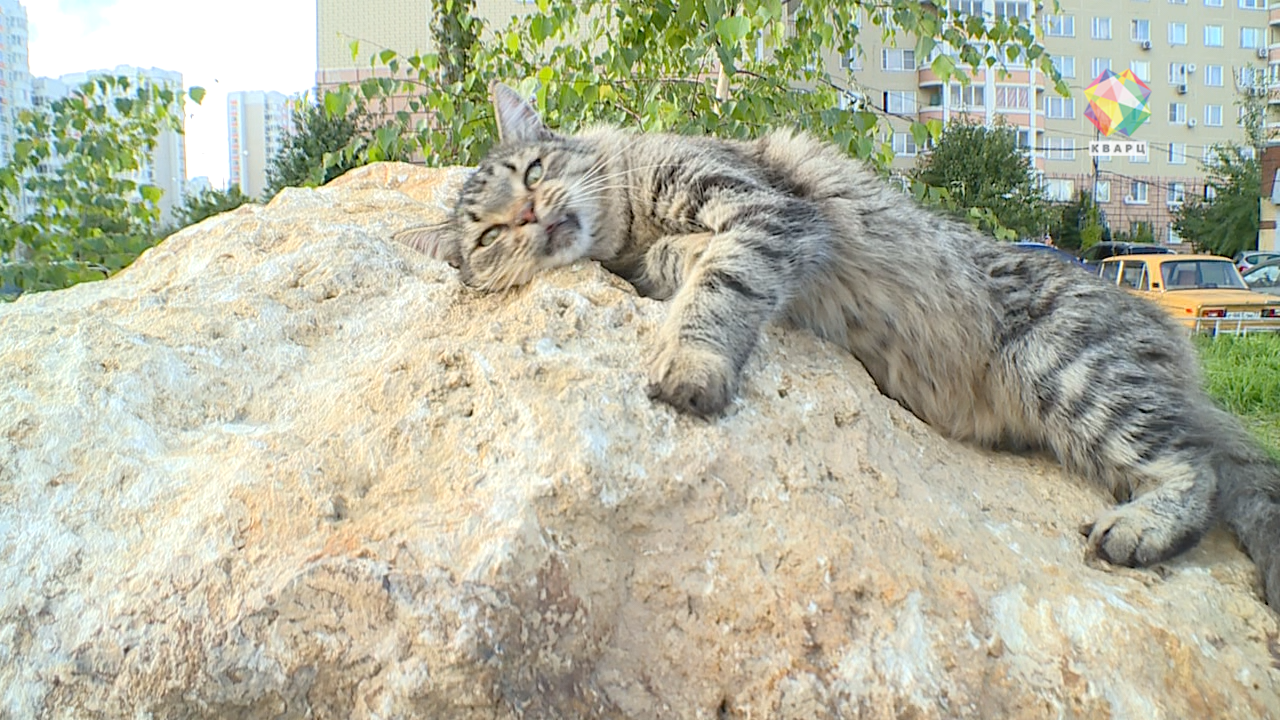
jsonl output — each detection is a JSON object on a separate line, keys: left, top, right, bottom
{"left": 1256, "top": 2, "right": 1280, "bottom": 251}
{"left": 317, "top": 0, "right": 1263, "bottom": 244}
{"left": 316, "top": 0, "right": 531, "bottom": 89}
{"left": 228, "top": 91, "right": 297, "bottom": 199}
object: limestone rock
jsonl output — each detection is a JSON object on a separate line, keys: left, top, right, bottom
{"left": 2, "top": 162, "right": 1278, "bottom": 719}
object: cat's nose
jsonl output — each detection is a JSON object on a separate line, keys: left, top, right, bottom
{"left": 515, "top": 201, "right": 538, "bottom": 226}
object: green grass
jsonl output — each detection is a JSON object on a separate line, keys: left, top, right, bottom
{"left": 1195, "top": 334, "right": 1280, "bottom": 460}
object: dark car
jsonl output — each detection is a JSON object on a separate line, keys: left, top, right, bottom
{"left": 1012, "top": 241, "right": 1088, "bottom": 268}
{"left": 1242, "top": 257, "right": 1280, "bottom": 296}
{"left": 1079, "top": 242, "right": 1175, "bottom": 272}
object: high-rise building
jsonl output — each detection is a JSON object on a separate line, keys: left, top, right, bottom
{"left": 844, "top": 0, "right": 1267, "bottom": 245}
{"left": 52, "top": 66, "right": 188, "bottom": 224}
{"left": 0, "top": 0, "right": 33, "bottom": 165}
{"left": 315, "top": 0, "right": 532, "bottom": 90}
{"left": 1256, "top": 2, "right": 1280, "bottom": 251}
{"left": 228, "top": 91, "right": 297, "bottom": 199}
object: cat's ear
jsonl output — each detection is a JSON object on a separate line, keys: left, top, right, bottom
{"left": 394, "top": 223, "right": 462, "bottom": 269}
{"left": 491, "top": 81, "right": 556, "bottom": 144}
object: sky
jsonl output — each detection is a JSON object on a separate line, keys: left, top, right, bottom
{"left": 26, "top": 0, "right": 317, "bottom": 188}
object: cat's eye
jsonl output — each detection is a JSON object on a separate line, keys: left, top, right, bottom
{"left": 524, "top": 159, "right": 544, "bottom": 187}
{"left": 478, "top": 226, "right": 503, "bottom": 247}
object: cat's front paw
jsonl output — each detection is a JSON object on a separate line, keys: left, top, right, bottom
{"left": 646, "top": 342, "right": 738, "bottom": 418}
{"left": 1083, "top": 502, "right": 1198, "bottom": 567}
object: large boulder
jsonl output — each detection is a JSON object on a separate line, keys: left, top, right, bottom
{"left": 2, "top": 163, "right": 1278, "bottom": 719}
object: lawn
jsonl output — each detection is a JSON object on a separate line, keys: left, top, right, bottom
{"left": 1196, "top": 334, "right": 1280, "bottom": 460}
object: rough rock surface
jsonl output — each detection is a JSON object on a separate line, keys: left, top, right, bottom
{"left": 2, "top": 162, "right": 1279, "bottom": 719}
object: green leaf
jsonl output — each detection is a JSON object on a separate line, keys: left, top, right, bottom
{"left": 715, "top": 16, "right": 751, "bottom": 45}
{"left": 189, "top": 86, "right": 206, "bottom": 104}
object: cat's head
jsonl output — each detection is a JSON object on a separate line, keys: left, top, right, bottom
{"left": 397, "top": 83, "right": 605, "bottom": 291}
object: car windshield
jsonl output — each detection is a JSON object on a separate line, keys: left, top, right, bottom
{"left": 1160, "top": 260, "right": 1249, "bottom": 290}
{"left": 1125, "top": 246, "right": 1174, "bottom": 255}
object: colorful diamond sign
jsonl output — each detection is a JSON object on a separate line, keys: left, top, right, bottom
{"left": 1084, "top": 69, "right": 1152, "bottom": 138}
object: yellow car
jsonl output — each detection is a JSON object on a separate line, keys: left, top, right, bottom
{"left": 1097, "top": 253, "right": 1280, "bottom": 334}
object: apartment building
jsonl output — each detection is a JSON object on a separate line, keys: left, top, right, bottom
{"left": 228, "top": 91, "right": 297, "bottom": 199}
{"left": 845, "top": 0, "right": 1267, "bottom": 244}
{"left": 1256, "top": 2, "right": 1280, "bottom": 251}
{"left": 315, "top": 0, "right": 531, "bottom": 90}
{"left": 0, "top": 0, "right": 33, "bottom": 166}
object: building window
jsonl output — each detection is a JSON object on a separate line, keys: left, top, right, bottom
{"left": 1095, "top": 180, "right": 1111, "bottom": 203}
{"left": 882, "top": 48, "right": 916, "bottom": 71}
{"left": 1015, "top": 129, "right": 1033, "bottom": 151}
{"left": 1051, "top": 55, "right": 1076, "bottom": 78}
{"left": 1204, "top": 64, "right": 1224, "bottom": 86}
{"left": 1205, "top": 185, "right": 1218, "bottom": 200}
{"left": 1168, "top": 22, "right": 1187, "bottom": 45}
{"left": 1044, "top": 178, "right": 1075, "bottom": 202}
{"left": 1130, "top": 60, "right": 1151, "bottom": 82}
{"left": 1044, "top": 15, "right": 1075, "bottom": 36}
{"left": 1129, "top": 181, "right": 1149, "bottom": 203}
{"left": 949, "top": 0, "right": 984, "bottom": 16}
{"left": 892, "top": 132, "right": 918, "bottom": 157}
{"left": 1205, "top": 104, "right": 1223, "bottom": 125}
{"left": 949, "top": 83, "right": 985, "bottom": 108}
{"left": 1132, "top": 151, "right": 1150, "bottom": 164}
{"left": 1092, "top": 17, "right": 1112, "bottom": 40}
{"left": 1169, "top": 63, "right": 1189, "bottom": 84}
{"left": 1168, "top": 102, "right": 1187, "bottom": 123}
{"left": 995, "top": 85, "right": 1030, "bottom": 109}
{"left": 1046, "top": 137, "right": 1076, "bottom": 160}
{"left": 1092, "top": 57, "right": 1112, "bottom": 78}
{"left": 1241, "top": 27, "right": 1263, "bottom": 49}
{"left": 884, "top": 90, "right": 917, "bottom": 114}
{"left": 994, "top": 2, "right": 1031, "bottom": 21}
{"left": 1205, "top": 25, "right": 1223, "bottom": 47}
{"left": 1131, "top": 19, "right": 1151, "bottom": 42}
{"left": 1046, "top": 96, "right": 1076, "bottom": 118}
{"left": 1169, "top": 182, "right": 1187, "bottom": 203}
{"left": 1205, "top": 0, "right": 1223, "bottom": 7}
{"left": 1169, "top": 143, "right": 1187, "bottom": 164}
{"left": 1239, "top": 0, "right": 1264, "bottom": 8}
{"left": 1170, "top": 0, "right": 1187, "bottom": 4}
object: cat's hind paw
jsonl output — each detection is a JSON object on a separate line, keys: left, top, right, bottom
{"left": 646, "top": 343, "right": 737, "bottom": 419}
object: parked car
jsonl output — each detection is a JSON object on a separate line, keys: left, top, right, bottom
{"left": 1078, "top": 242, "right": 1174, "bottom": 272}
{"left": 1012, "top": 241, "right": 1087, "bottom": 268}
{"left": 1242, "top": 258, "right": 1280, "bottom": 296}
{"left": 1097, "top": 253, "right": 1280, "bottom": 334}
{"left": 1232, "top": 250, "right": 1280, "bottom": 274}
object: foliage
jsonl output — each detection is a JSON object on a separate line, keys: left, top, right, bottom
{"left": 1196, "top": 334, "right": 1280, "bottom": 461}
{"left": 322, "top": 0, "right": 1064, "bottom": 187}
{"left": 1172, "top": 144, "right": 1259, "bottom": 257}
{"left": 913, "top": 120, "right": 1052, "bottom": 240}
{"left": 0, "top": 75, "right": 203, "bottom": 295}
{"left": 263, "top": 95, "right": 377, "bottom": 198}
{"left": 431, "top": 0, "right": 482, "bottom": 86}
{"left": 173, "top": 185, "right": 250, "bottom": 229}
{"left": 1113, "top": 221, "right": 1154, "bottom": 245}
{"left": 1048, "top": 189, "right": 1101, "bottom": 252}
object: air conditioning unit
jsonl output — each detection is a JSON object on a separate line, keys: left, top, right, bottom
{"left": 1177, "top": 84, "right": 1188, "bottom": 94}
{"left": 1186, "top": 63, "right": 1197, "bottom": 73}
{"left": 1140, "top": 40, "right": 1153, "bottom": 51}
{"left": 1258, "top": 47, "right": 1269, "bottom": 59}
{"left": 1187, "top": 117, "right": 1198, "bottom": 128}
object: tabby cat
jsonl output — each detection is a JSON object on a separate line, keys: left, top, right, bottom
{"left": 397, "top": 83, "right": 1280, "bottom": 608}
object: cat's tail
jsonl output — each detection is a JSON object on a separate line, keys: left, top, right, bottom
{"left": 1214, "top": 435, "right": 1280, "bottom": 608}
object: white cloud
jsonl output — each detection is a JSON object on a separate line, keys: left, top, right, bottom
{"left": 27, "top": 0, "right": 316, "bottom": 189}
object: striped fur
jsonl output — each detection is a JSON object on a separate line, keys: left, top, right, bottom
{"left": 397, "top": 84, "right": 1280, "bottom": 608}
